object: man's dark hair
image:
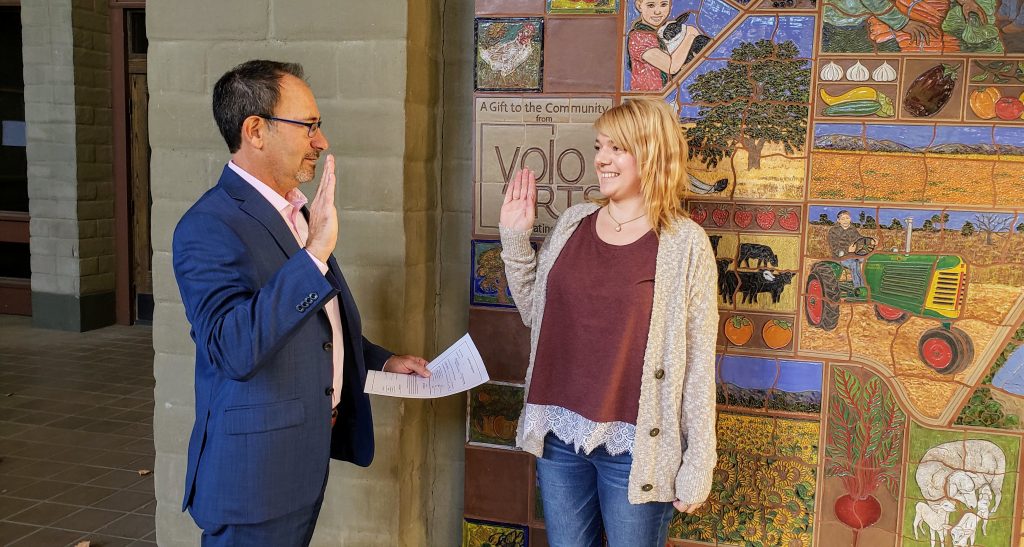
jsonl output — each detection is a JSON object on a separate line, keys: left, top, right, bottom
{"left": 212, "top": 60, "right": 305, "bottom": 153}
{"left": 837, "top": 210, "right": 851, "bottom": 218}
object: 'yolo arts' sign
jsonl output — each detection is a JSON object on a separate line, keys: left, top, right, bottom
{"left": 474, "top": 97, "right": 613, "bottom": 237}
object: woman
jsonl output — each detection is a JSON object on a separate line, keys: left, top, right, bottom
{"left": 499, "top": 98, "right": 718, "bottom": 547}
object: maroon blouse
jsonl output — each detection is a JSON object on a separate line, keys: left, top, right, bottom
{"left": 527, "top": 211, "right": 659, "bottom": 425}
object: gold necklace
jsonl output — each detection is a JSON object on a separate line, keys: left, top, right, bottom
{"left": 605, "top": 207, "right": 645, "bottom": 232}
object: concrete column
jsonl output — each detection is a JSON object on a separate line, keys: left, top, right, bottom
{"left": 21, "top": 0, "right": 114, "bottom": 331}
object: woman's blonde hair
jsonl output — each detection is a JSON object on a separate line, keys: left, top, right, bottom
{"left": 593, "top": 98, "right": 688, "bottom": 235}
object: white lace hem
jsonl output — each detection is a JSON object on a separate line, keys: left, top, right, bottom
{"left": 522, "top": 404, "right": 636, "bottom": 456}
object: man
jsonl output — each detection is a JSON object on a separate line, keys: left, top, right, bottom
{"left": 827, "top": 210, "right": 875, "bottom": 290}
{"left": 172, "top": 60, "right": 429, "bottom": 546}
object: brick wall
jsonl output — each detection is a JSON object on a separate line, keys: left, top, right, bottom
{"left": 70, "top": 0, "right": 114, "bottom": 298}
{"left": 21, "top": 0, "right": 115, "bottom": 331}
{"left": 23, "top": 0, "right": 79, "bottom": 297}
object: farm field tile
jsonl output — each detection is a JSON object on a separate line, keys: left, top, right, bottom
{"left": 961, "top": 280, "right": 1021, "bottom": 325}
{"left": 859, "top": 155, "right": 928, "bottom": 203}
{"left": 809, "top": 152, "right": 865, "bottom": 201}
{"left": 729, "top": 154, "right": 807, "bottom": 202}
{"left": 920, "top": 157, "right": 997, "bottom": 207}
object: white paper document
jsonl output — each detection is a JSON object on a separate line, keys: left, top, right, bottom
{"left": 364, "top": 333, "right": 489, "bottom": 398}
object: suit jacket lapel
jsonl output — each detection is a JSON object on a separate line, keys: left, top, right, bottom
{"left": 220, "top": 166, "right": 302, "bottom": 257}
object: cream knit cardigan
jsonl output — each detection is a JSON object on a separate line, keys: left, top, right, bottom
{"left": 500, "top": 202, "right": 719, "bottom": 505}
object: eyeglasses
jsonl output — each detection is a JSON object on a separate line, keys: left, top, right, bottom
{"left": 260, "top": 116, "right": 322, "bottom": 138}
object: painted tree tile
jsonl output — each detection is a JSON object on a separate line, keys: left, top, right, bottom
{"left": 463, "top": 519, "right": 529, "bottom": 547}
{"left": 706, "top": 15, "right": 816, "bottom": 59}
{"left": 682, "top": 24, "right": 811, "bottom": 202}
{"left": 773, "top": 15, "right": 818, "bottom": 56}
{"left": 472, "top": 240, "right": 516, "bottom": 309}
{"left": 475, "top": 18, "right": 544, "bottom": 92}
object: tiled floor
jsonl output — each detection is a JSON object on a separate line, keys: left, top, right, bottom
{"left": 0, "top": 316, "right": 156, "bottom": 547}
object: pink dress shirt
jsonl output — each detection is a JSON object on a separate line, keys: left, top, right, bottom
{"left": 229, "top": 161, "right": 344, "bottom": 408}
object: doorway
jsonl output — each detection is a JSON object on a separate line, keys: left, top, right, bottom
{"left": 113, "top": 5, "right": 151, "bottom": 324}
{"left": 0, "top": 5, "right": 29, "bottom": 316}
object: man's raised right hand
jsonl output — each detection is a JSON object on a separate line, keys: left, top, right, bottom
{"left": 305, "top": 154, "right": 338, "bottom": 263}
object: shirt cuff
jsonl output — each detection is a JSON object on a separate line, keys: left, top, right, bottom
{"left": 305, "top": 250, "right": 329, "bottom": 275}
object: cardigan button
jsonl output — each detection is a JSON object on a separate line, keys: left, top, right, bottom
{"left": 650, "top": 428, "right": 660, "bottom": 437}
{"left": 642, "top": 484, "right": 653, "bottom": 492}
{"left": 323, "top": 342, "right": 333, "bottom": 352}
{"left": 654, "top": 369, "right": 665, "bottom": 379}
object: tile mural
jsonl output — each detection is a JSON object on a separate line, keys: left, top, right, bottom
{"left": 463, "top": 519, "right": 529, "bottom": 547}
{"left": 669, "top": 412, "right": 818, "bottom": 545}
{"left": 468, "top": 382, "right": 524, "bottom": 448}
{"left": 468, "top": 0, "right": 1024, "bottom": 545}
{"left": 475, "top": 18, "right": 545, "bottom": 92}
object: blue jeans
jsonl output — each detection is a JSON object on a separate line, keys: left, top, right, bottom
{"left": 536, "top": 434, "right": 675, "bottom": 547}
{"left": 841, "top": 258, "right": 864, "bottom": 288}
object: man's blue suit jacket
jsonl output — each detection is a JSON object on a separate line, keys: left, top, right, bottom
{"left": 172, "top": 166, "right": 392, "bottom": 525}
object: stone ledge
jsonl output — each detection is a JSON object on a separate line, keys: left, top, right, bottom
{"left": 30, "top": 289, "right": 115, "bottom": 331}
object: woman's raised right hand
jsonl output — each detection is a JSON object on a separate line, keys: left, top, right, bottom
{"left": 499, "top": 168, "right": 537, "bottom": 233}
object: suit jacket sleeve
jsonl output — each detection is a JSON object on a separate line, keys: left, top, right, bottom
{"left": 362, "top": 336, "right": 392, "bottom": 372}
{"left": 173, "top": 211, "right": 340, "bottom": 381}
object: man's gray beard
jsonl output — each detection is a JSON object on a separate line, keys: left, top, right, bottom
{"left": 296, "top": 169, "right": 314, "bottom": 184}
